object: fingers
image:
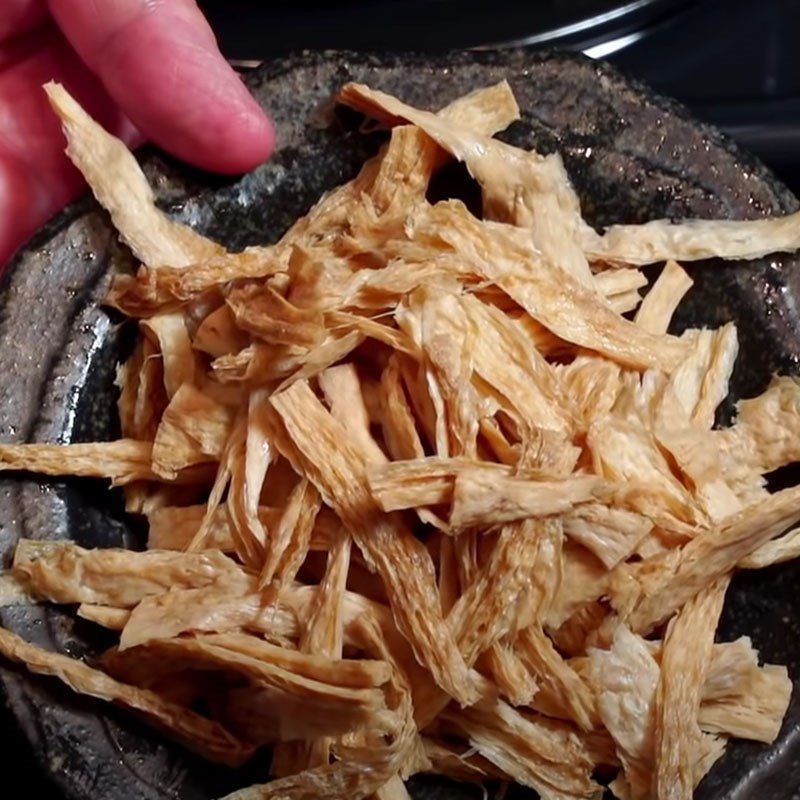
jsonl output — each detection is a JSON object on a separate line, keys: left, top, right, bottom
{"left": 0, "top": 1, "right": 48, "bottom": 43}
{"left": 0, "top": 27, "right": 139, "bottom": 266}
{"left": 48, "top": 0, "right": 275, "bottom": 174}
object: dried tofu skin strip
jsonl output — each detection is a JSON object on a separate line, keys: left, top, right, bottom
{"left": 588, "top": 625, "right": 659, "bottom": 800}
{"left": 653, "top": 577, "right": 729, "bottom": 800}
{"left": 119, "top": 585, "right": 298, "bottom": 649}
{"left": 140, "top": 312, "right": 196, "bottom": 398}
{"left": 110, "top": 249, "right": 287, "bottom": 315}
{"left": 443, "top": 692, "right": 601, "bottom": 800}
{"left": 147, "top": 504, "right": 281, "bottom": 552}
{"left": 77, "top": 604, "right": 131, "bottom": 630}
{"left": 338, "top": 83, "right": 596, "bottom": 288}
{"left": 741, "top": 526, "right": 800, "bottom": 569}
{"left": 228, "top": 284, "right": 325, "bottom": 347}
{"left": 131, "top": 335, "right": 168, "bottom": 441}
{"left": 436, "top": 80, "right": 520, "bottom": 133}
{"left": 623, "top": 485, "right": 800, "bottom": 634}
{"left": 634, "top": 261, "right": 693, "bottom": 335}
{"left": 0, "top": 627, "right": 252, "bottom": 765}
{"left": 301, "top": 539, "right": 353, "bottom": 658}
{"left": 414, "top": 519, "right": 553, "bottom": 724}
{"left": 226, "top": 391, "right": 275, "bottom": 570}
{"left": 319, "top": 364, "right": 387, "bottom": 465}
{"left": 187, "top": 413, "right": 247, "bottom": 552}
{"left": 730, "top": 376, "right": 800, "bottom": 472}
{"left": 563, "top": 504, "right": 652, "bottom": 569}
{"left": 692, "top": 324, "right": 739, "bottom": 429}
{"left": 0, "top": 440, "right": 156, "bottom": 485}
{"left": 294, "top": 530, "right": 352, "bottom": 767}
{"left": 556, "top": 356, "right": 622, "bottom": 430}
{"left": 221, "top": 632, "right": 417, "bottom": 800}
{"left": 353, "top": 80, "right": 520, "bottom": 226}
{"left": 151, "top": 383, "right": 234, "bottom": 479}
{"left": 403, "top": 201, "right": 687, "bottom": 371}
{"left": 516, "top": 625, "right": 597, "bottom": 731}
{"left": 367, "top": 126, "right": 442, "bottom": 217}
{"left": 269, "top": 380, "right": 478, "bottom": 707}
{"left": 135, "top": 631, "right": 390, "bottom": 690}
{"left": 13, "top": 540, "right": 244, "bottom": 607}
{"left": 585, "top": 210, "right": 800, "bottom": 266}
{"left": 450, "top": 469, "right": 603, "bottom": 530}
{"left": 45, "top": 83, "right": 222, "bottom": 268}
{"left": 367, "top": 456, "right": 511, "bottom": 511}
{"left": 397, "top": 288, "right": 481, "bottom": 457}
{"left": 109, "top": 638, "right": 392, "bottom": 743}
{"left": 455, "top": 293, "right": 572, "bottom": 436}
{"left": 699, "top": 662, "right": 791, "bottom": 743}
{"left": 448, "top": 519, "right": 554, "bottom": 662}
{"left": 379, "top": 355, "right": 426, "bottom": 461}
{"left": 259, "top": 479, "right": 321, "bottom": 591}
{"left": 656, "top": 325, "right": 738, "bottom": 432}
{"left": 595, "top": 267, "right": 649, "bottom": 300}
{"left": 478, "top": 643, "right": 538, "bottom": 707}
{"left": 587, "top": 417, "right": 701, "bottom": 530}
{"left": 544, "top": 541, "right": 604, "bottom": 631}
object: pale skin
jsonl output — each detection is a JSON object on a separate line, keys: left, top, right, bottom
{"left": 0, "top": 0, "right": 276, "bottom": 267}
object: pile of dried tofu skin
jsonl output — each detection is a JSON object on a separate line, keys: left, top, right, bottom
{"left": 2, "top": 77, "right": 800, "bottom": 800}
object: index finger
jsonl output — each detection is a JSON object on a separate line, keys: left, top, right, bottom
{"left": 48, "top": 0, "right": 275, "bottom": 174}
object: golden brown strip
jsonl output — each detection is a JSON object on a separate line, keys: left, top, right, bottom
{"left": 13, "top": 540, "right": 244, "bottom": 608}
{"left": 147, "top": 504, "right": 282, "bottom": 552}
{"left": 270, "top": 380, "right": 478, "bottom": 707}
{"left": 585, "top": 211, "right": 800, "bottom": 266}
{"left": 259, "top": 479, "right": 321, "bottom": 590}
{"left": 408, "top": 201, "right": 688, "bottom": 371}
{"left": 450, "top": 469, "right": 604, "bottom": 530}
{"left": 45, "top": 82, "right": 222, "bottom": 269}
{"left": 625, "top": 485, "right": 800, "bottom": 633}
{"left": 516, "top": 625, "right": 597, "bottom": 731}
{"left": 654, "top": 577, "right": 729, "bottom": 800}
{"left": 699, "top": 663, "right": 791, "bottom": 744}
{"left": 118, "top": 584, "right": 298, "bottom": 649}
{"left": 0, "top": 440, "right": 156, "bottom": 485}
{"left": 741, "top": 527, "right": 800, "bottom": 569}
{"left": 151, "top": 384, "right": 234, "bottom": 479}
{"left": 634, "top": 261, "right": 694, "bottom": 335}
{"left": 367, "top": 457, "right": 512, "bottom": 511}
{"left": 443, "top": 690, "right": 601, "bottom": 800}
{"left": 0, "top": 627, "right": 252, "bottom": 766}
{"left": 294, "top": 529, "right": 353, "bottom": 768}
{"left": 337, "top": 82, "right": 596, "bottom": 288}
{"left": 77, "top": 604, "right": 131, "bottom": 630}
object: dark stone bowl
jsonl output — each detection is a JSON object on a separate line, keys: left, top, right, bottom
{"left": 1, "top": 49, "right": 800, "bottom": 800}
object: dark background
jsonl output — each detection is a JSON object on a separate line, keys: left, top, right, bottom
{"left": 5, "top": 0, "right": 800, "bottom": 796}
{"left": 195, "top": 0, "right": 800, "bottom": 192}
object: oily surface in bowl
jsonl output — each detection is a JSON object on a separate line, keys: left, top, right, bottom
{"left": 1, "top": 50, "right": 800, "bottom": 799}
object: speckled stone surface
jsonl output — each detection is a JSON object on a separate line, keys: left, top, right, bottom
{"left": 1, "top": 50, "right": 800, "bottom": 800}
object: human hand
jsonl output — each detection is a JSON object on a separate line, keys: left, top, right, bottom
{"left": 1, "top": 0, "right": 275, "bottom": 267}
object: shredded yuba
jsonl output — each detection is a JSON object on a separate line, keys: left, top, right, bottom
{"left": 2, "top": 78, "right": 800, "bottom": 800}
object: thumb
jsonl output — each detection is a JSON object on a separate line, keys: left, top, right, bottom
{"left": 48, "top": 0, "right": 275, "bottom": 174}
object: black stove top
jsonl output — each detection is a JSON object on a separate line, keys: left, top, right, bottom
{"left": 197, "top": 0, "right": 693, "bottom": 53}
{"left": 197, "top": 0, "right": 800, "bottom": 192}
{"left": 6, "top": 1, "right": 800, "bottom": 797}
